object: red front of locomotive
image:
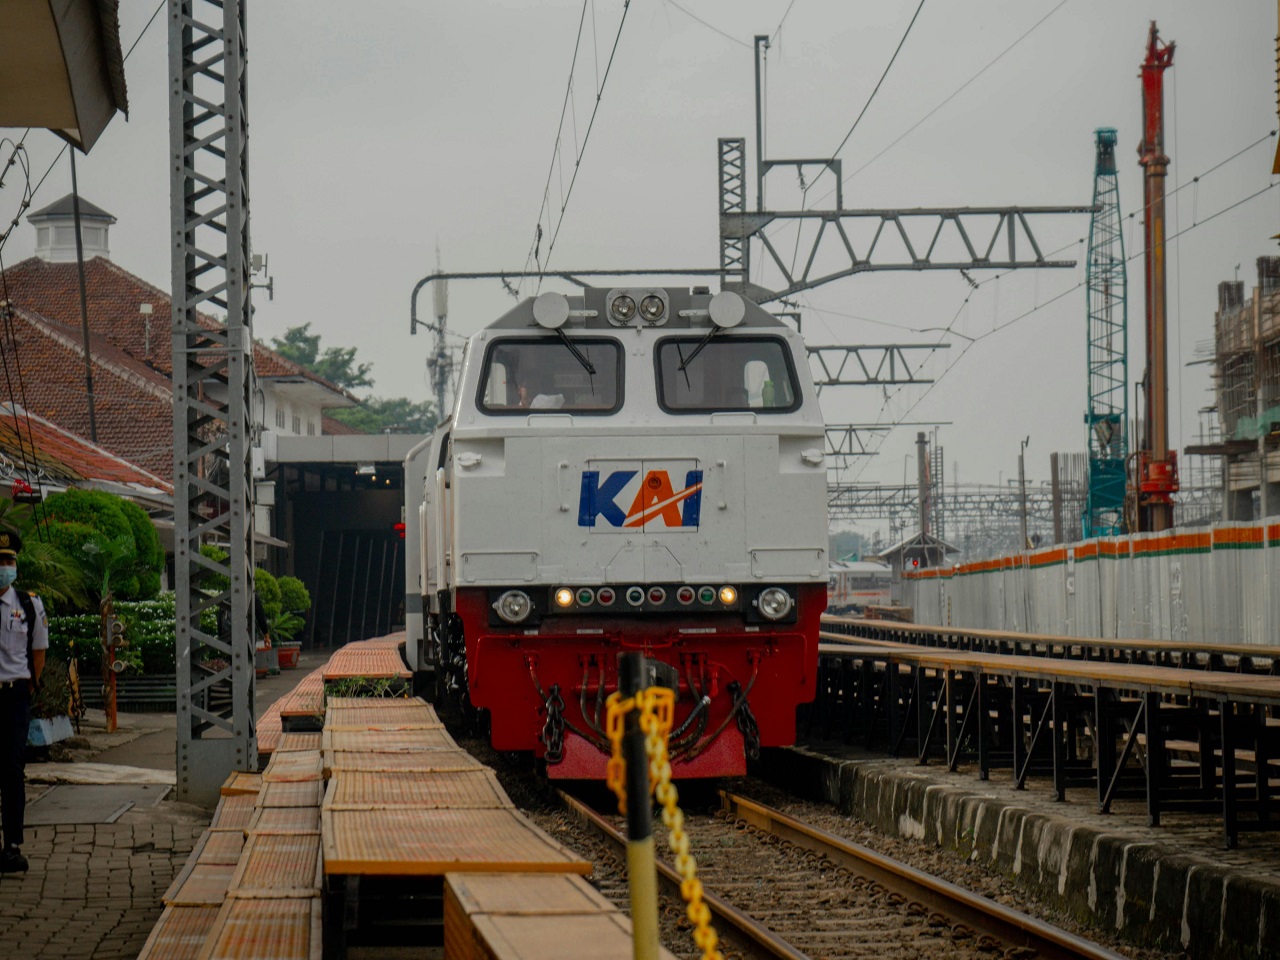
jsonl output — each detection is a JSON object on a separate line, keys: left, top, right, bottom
{"left": 457, "top": 582, "right": 824, "bottom": 778}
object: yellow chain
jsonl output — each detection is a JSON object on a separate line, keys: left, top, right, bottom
{"left": 606, "top": 688, "right": 724, "bottom": 960}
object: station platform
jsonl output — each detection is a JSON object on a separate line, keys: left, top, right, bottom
{"left": 0, "top": 650, "right": 332, "bottom": 960}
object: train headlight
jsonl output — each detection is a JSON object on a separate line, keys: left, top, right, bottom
{"left": 494, "top": 590, "right": 533, "bottom": 624}
{"left": 719, "top": 585, "right": 738, "bottom": 605}
{"left": 756, "top": 587, "right": 793, "bottom": 620}
{"left": 639, "top": 295, "right": 665, "bottom": 323}
{"left": 610, "top": 295, "right": 636, "bottom": 323}
{"left": 554, "top": 587, "right": 574, "bottom": 608}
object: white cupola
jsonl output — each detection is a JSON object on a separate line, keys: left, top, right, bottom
{"left": 27, "top": 194, "right": 116, "bottom": 263}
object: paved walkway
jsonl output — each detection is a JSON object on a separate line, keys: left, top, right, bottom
{"left": 0, "top": 650, "right": 331, "bottom": 960}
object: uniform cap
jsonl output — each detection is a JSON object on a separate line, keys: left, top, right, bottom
{"left": 0, "top": 530, "right": 22, "bottom": 558}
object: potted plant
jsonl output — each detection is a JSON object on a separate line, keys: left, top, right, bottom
{"left": 27, "top": 658, "right": 75, "bottom": 748}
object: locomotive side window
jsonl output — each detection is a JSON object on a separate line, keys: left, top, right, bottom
{"left": 478, "top": 337, "right": 622, "bottom": 415}
{"left": 655, "top": 336, "right": 800, "bottom": 413}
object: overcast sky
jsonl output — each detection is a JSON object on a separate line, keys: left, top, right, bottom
{"left": 2, "top": 0, "right": 1275, "bottom": 540}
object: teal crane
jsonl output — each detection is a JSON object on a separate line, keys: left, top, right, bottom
{"left": 1084, "top": 128, "right": 1129, "bottom": 537}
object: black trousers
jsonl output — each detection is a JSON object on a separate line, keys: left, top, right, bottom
{"left": 0, "top": 686, "right": 29, "bottom": 849}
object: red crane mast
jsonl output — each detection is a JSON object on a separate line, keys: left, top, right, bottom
{"left": 1136, "top": 21, "right": 1178, "bottom": 532}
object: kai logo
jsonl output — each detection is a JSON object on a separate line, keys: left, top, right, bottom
{"left": 578, "top": 465, "right": 702, "bottom": 530}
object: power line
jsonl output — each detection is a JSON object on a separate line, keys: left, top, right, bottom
{"left": 539, "top": 0, "right": 633, "bottom": 282}
{"left": 772, "top": 0, "right": 800, "bottom": 42}
{"left": 0, "top": 0, "right": 166, "bottom": 257}
{"left": 845, "top": 177, "right": 1280, "bottom": 480}
{"left": 819, "top": 0, "right": 1069, "bottom": 203}
{"left": 662, "top": 0, "right": 750, "bottom": 48}
{"left": 829, "top": 0, "right": 927, "bottom": 160}
{"left": 522, "top": 0, "right": 592, "bottom": 284}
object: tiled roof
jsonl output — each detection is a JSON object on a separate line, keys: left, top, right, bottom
{"left": 321, "top": 414, "right": 368, "bottom": 436}
{"left": 0, "top": 256, "right": 354, "bottom": 396}
{"left": 0, "top": 404, "right": 170, "bottom": 495}
{"left": 1, "top": 307, "right": 175, "bottom": 481}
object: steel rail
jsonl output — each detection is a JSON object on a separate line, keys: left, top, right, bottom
{"left": 721, "top": 792, "right": 1126, "bottom": 960}
{"left": 556, "top": 790, "right": 809, "bottom": 960}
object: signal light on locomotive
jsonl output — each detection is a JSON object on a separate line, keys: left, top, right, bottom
{"left": 676, "top": 586, "right": 695, "bottom": 605}
{"left": 596, "top": 587, "right": 616, "bottom": 606}
{"left": 610, "top": 295, "right": 636, "bottom": 323}
{"left": 554, "top": 587, "right": 574, "bottom": 608}
{"left": 639, "top": 295, "right": 665, "bottom": 322}
{"left": 719, "top": 585, "right": 738, "bottom": 605}
{"left": 625, "top": 586, "right": 645, "bottom": 606}
{"left": 494, "top": 590, "right": 533, "bottom": 624}
{"left": 756, "top": 587, "right": 794, "bottom": 621}
{"left": 647, "top": 586, "right": 666, "bottom": 605}
{"left": 698, "top": 586, "right": 716, "bottom": 605}
{"left": 576, "top": 588, "right": 595, "bottom": 606}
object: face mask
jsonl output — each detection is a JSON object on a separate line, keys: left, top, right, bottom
{"left": 0, "top": 568, "right": 15, "bottom": 589}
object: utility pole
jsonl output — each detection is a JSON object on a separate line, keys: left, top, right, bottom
{"left": 916, "top": 431, "right": 930, "bottom": 540}
{"left": 1050, "top": 451, "right": 1064, "bottom": 544}
{"left": 69, "top": 150, "right": 98, "bottom": 443}
{"left": 754, "top": 35, "right": 768, "bottom": 214}
{"left": 1019, "top": 436, "right": 1030, "bottom": 549}
{"left": 1137, "top": 21, "right": 1178, "bottom": 531}
{"left": 428, "top": 262, "right": 450, "bottom": 419}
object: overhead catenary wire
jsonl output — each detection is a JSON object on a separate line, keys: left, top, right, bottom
{"left": 843, "top": 178, "right": 1280, "bottom": 482}
{"left": 0, "top": 0, "right": 167, "bottom": 257}
{"left": 828, "top": 0, "right": 927, "bottom": 160}
{"left": 772, "top": 0, "right": 800, "bottom": 42}
{"left": 522, "top": 0, "right": 592, "bottom": 283}
{"left": 537, "top": 0, "right": 633, "bottom": 284}
{"left": 661, "top": 0, "right": 750, "bottom": 48}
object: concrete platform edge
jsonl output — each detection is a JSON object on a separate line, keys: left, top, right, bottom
{"left": 763, "top": 747, "right": 1280, "bottom": 960}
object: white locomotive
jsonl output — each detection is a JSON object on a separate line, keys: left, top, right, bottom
{"left": 404, "top": 286, "right": 828, "bottom": 777}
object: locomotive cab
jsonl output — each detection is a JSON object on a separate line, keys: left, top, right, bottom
{"left": 412, "top": 287, "right": 827, "bottom": 778}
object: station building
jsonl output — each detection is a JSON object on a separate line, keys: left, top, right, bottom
{"left": 0, "top": 196, "right": 420, "bottom": 645}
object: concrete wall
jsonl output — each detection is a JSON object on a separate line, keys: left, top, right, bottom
{"left": 904, "top": 520, "right": 1280, "bottom": 643}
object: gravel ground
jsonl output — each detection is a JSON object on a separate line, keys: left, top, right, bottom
{"left": 456, "top": 729, "right": 1186, "bottom": 960}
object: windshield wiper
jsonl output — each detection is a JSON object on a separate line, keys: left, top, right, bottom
{"left": 677, "top": 325, "right": 719, "bottom": 372}
{"left": 555, "top": 328, "right": 596, "bottom": 375}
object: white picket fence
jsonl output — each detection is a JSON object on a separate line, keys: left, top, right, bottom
{"left": 903, "top": 521, "right": 1280, "bottom": 644}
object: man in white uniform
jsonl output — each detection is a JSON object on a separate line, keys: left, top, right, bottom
{"left": 0, "top": 530, "right": 47, "bottom": 874}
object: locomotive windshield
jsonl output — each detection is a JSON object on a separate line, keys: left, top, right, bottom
{"left": 656, "top": 336, "right": 800, "bottom": 412}
{"left": 478, "top": 337, "right": 622, "bottom": 414}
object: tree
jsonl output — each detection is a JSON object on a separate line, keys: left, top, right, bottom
{"left": 0, "top": 498, "right": 83, "bottom": 608}
{"left": 271, "top": 323, "right": 374, "bottom": 391}
{"left": 269, "top": 325, "right": 437, "bottom": 434}
{"left": 331, "top": 396, "right": 436, "bottom": 435}
{"left": 37, "top": 489, "right": 163, "bottom": 601}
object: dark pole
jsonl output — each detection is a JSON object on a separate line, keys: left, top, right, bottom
{"left": 618, "top": 651, "right": 660, "bottom": 960}
{"left": 69, "top": 150, "right": 98, "bottom": 442}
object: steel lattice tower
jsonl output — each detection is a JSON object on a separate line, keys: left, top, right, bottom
{"left": 1084, "top": 128, "right": 1128, "bottom": 537}
{"left": 169, "top": 0, "right": 258, "bottom": 802}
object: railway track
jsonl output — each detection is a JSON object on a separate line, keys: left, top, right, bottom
{"left": 556, "top": 788, "right": 1125, "bottom": 960}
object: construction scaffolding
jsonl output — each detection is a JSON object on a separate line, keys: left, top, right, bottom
{"left": 1197, "top": 257, "right": 1280, "bottom": 518}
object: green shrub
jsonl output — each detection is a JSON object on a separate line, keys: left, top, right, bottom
{"left": 37, "top": 490, "right": 164, "bottom": 601}
{"left": 47, "top": 595, "right": 218, "bottom": 676}
{"left": 255, "top": 568, "right": 282, "bottom": 612}
{"left": 278, "top": 576, "right": 311, "bottom": 615}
